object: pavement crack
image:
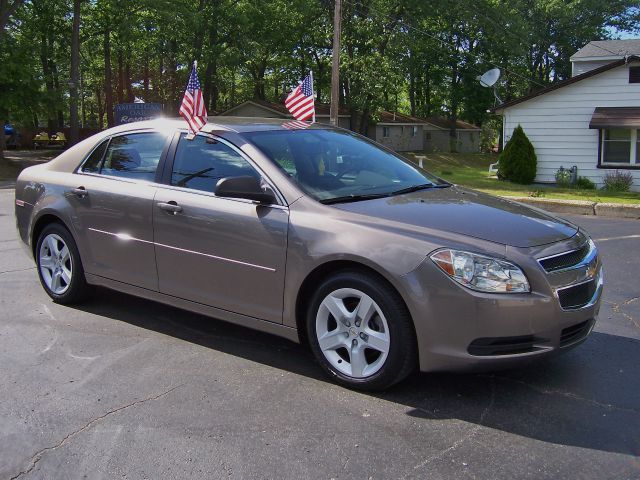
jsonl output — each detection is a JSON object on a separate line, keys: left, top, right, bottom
{"left": 0, "top": 267, "right": 35, "bottom": 275}
{"left": 605, "top": 299, "right": 640, "bottom": 330}
{"left": 408, "top": 378, "right": 496, "bottom": 475}
{"left": 482, "top": 374, "right": 640, "bottom": 414}
{"left": 8, "top": 384, "right": 183, "bottom": 480}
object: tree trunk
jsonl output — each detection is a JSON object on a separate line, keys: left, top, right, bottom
{"left": 125, "top": 59, "right": 134, "bottom": 102}
{"left": 69, "top": 0, "right": 81, "bottom": 145}
{"left": 40, "top": 32, "right": 56, "bottom": 131}
{"left": 449, "top": 60, "right": 459, "bottom": 153}
{"left": 104, "top": 28, "right": 114, "bottom": 127}
{"left": 116, "top": 50, "right": 124, "bottom": 104}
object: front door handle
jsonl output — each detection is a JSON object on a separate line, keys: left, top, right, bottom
{"left": 157, "top": 201, "right": 182, "bottom": 214}
{"left": 69, "top": 186, "right": 88, "bottom": 198}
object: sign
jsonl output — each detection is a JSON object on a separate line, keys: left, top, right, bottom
{"left": 115, "top": 103, "right": 163, "bottom": 125}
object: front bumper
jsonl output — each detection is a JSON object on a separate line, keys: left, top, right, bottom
{"left": 403, "top": 236, "right": 603, "bottom": 373}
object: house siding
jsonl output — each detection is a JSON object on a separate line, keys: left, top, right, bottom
{"left": 423, "top": 126, "right": 480, "bottom": 153}
{"left": 374, "top": 125, "right": 424, "bottom": 151}
{"left": 501, "top": 62, "right": 640, "bottom": 191}
{"left": 571, "top": 60, "right": 614, "bottom": 77}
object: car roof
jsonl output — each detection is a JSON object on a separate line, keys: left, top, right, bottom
{"left": 109, "top": 116, "right": 337, "bottom": 135}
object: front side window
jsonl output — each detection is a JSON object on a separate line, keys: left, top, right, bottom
{"left": 601, "top": 129, "right": 636, "bottom": 165}
{"left": 171, "top": 133, "right": 259, "bottom": 192}
{"left": 99, "top": 132, "right": 166, "bottom": 180}
{"left": 245, "top": 129, "right": 446, "bottom": 203}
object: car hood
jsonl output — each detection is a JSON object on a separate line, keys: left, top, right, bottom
{"left": 332, "top": 186, "right": 578, "bottom": 248}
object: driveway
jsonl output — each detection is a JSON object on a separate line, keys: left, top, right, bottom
{"left": 0, "top": 188, "right": 638, "bottom": 479}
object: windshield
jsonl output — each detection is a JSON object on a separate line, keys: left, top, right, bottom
{"left": 243, "top": 129, "right": 448, "bottom": 203}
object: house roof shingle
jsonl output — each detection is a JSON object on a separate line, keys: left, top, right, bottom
{"left": 220, "top": 99, "right": 350, "bottom": 117}
{"left": 571, "top": 39, "right": 640, "bottom": 60}
{"left": 377, "top": 111, "right": 481, "bottom": 130}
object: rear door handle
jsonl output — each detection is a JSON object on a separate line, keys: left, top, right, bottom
{"left": 157, "top": 201, "right": 182, "bottom": 214}
{"left": 69, "top": 187, "right": 88, "bottom": 198}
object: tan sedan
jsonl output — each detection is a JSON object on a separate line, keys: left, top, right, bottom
{"left": 14, "top": 118, "right": 602, "bottom": 390}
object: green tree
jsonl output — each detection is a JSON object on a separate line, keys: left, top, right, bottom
{"left": 498, "top": 124, "right": 537, "bottom": 184}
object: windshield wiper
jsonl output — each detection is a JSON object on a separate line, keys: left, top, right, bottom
{"left": 320, "top": 193, "right": 391, "bottom": 205}
{"left": 391, "top": 183, "right": 449, "bottom": 196}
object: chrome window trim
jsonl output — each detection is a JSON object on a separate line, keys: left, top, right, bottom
{"left": 154, "top": 182, "right": 289, "bottom": 211}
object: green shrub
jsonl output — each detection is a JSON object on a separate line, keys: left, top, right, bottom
{"left": 498, "top": 125, "right": 537, "bottom": 184}
{"left": 574, "top": 176, "right": 596, "bottom": 190}
{"left": 602, "top": 170, "right": 634, "bottom": 192}
{"left": 555, "top": 167, "right": 572, "bottom": 187}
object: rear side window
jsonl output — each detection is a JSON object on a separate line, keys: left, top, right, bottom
{"left": 171, "top": 133, "right": 259, "bottom": 192}
{"left": 81, "top": 139, "right": 109, "bottom": 173}
{"left": 99, "top": 132, "right": 166, "bottom": 181}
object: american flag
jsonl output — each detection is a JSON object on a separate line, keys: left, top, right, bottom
{"left": 180, "top": 62, "right": 207, "bottom": 135}
{"left": 282, "top": 120, "right": 311, "bottom": 130}
{"left": 285, "top": 74, "right": 315, "bottom": 122}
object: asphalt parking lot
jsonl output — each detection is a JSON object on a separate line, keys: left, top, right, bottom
{"left": 1, "top": 186, "right": 638, "bottom": 480}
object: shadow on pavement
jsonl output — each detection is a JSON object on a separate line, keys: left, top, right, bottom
{"left": 75, "top": 287, "right": 640, "bottom": 459}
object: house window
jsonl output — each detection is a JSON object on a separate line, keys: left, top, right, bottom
{"left": 383, "top": 126, "right": 390, "bottom": 138}
{"left": 600, "top": 129, "right": 639, "bottom": 166}
{"left": 630, "top": 66, "right": 640, "bottom": 84}
{"left": 411, "top": 126, "right": 418, "bottom": 137}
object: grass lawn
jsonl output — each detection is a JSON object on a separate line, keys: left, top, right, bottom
{"left": 0, "top": 150, "right": 59, "bottom": 181}
{"left": 405, "top": 152, "right": 640, "bottom": 205}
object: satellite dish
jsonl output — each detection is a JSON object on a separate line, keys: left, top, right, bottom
{"left": 477, "top": 68, "right": 501, "bottom": 87}
{"left": 477, "top": 68, "right": 502, "bottom": 105}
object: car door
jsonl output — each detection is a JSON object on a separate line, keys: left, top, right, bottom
{"left": 153, "top": 132, "right": 289, "bottom": 323}
{"left": 70, "top": 130, "right": 170, "bottom": 291}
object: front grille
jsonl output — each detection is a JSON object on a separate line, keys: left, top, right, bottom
{"left": 539, "top": 243, "right": 590, "bottom": 272}
{"left": 560, "top": 319, "right": 594, "bottom": 347}
{"left": 468, "top": 335, "right": 547, "bottom": 356}
{"left": 557, "top": 279, "right": 597, "bottom": 309}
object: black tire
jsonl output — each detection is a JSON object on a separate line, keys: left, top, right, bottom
{"left": 35, "top": 223, "right": 90, "bottom": 304}
{"left": 306, "top": 270, "right": 417, "bottom": 391}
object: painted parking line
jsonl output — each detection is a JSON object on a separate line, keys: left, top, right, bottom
{"left": 595, "top": 234, "right": 640, "bottom": 242}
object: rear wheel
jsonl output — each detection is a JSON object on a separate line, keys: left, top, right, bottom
{"left": 307, "top": 271, "right": 417, "bottom": 390}
{"left": 36, "top": 224, "right": 89, "bottom": 304}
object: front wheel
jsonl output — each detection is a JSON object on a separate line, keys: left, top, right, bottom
{"left": 307, "top": 271, "right": 417, "bottom": 390}
{"left": 36, "top": 223, "right": 90, "bottom": 304}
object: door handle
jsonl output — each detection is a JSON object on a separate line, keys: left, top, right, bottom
{"left": 157, "top": 201, "right": 182, "bottom": 214}
{"left": 69, "top": 186, "right": 88, "bottom": 198}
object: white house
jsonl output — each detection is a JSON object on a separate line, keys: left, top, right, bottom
{"left": 571, "top": 39, "right": 640, "bottom": 76}
{"left": 494, "top": 44, "right": 640, "bottom": 192}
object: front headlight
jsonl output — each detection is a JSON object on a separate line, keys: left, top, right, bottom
{"left": 430, "top": 249, "right": 530, "bottom": 293}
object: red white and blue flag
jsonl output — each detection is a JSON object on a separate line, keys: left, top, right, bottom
{"left": 285, "top": 73, "right": 315, "bottom": 122}
{"left": 180, "top": 62, "right": 207, "bottom": 135}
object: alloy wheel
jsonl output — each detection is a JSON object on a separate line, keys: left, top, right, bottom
{"left": 315, "top": 288, "right": 391, "bottom": 378}
{"left": 39, "top": 233, "right": 73, "bottom": 295}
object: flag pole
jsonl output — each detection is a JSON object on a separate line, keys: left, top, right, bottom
{"left": 310, "top": 70, "right": 316, "bottom": 123}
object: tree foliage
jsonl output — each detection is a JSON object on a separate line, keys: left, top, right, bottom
{"left": 498, "top": 125, "right": 537, "bottom": 184}
{"left": 0, "top": 0, "right": 637, "bottom": 152}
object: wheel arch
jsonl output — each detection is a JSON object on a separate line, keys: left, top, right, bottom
{"left": 31, "top": 213, "right": 73, "bottom": 258}
{"left": 294, "top": 259, "right": 416, "bottom": 345}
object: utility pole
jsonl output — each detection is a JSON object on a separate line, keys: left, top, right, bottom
{"left": 330, "top": 0, "right": 342, "bottom": 127}
{"left": 69, "top": 0, "right": 81, "bottom": 145}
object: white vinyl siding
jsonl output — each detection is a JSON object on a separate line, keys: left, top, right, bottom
{"left": 500, "top": 62, "right": 640, "bottom": 191}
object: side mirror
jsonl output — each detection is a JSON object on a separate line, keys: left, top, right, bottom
{"left": 215, "top": 176, "right": 276, "bottom": 204}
